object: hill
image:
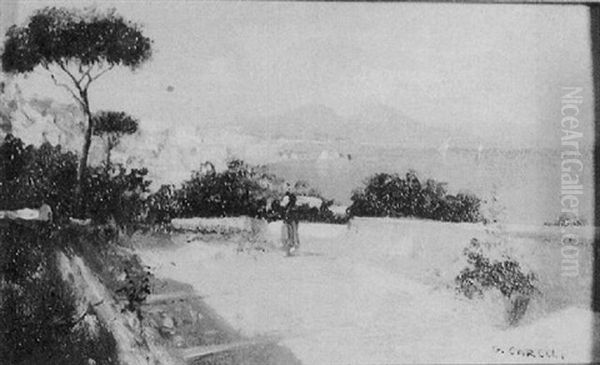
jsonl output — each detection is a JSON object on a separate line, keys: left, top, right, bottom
{"left": 234, "top": 103, "right": 479, "bottom": 149}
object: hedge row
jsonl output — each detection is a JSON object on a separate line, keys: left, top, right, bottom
{"left": 145, "top": 159, "right": 348, "bottom": 225}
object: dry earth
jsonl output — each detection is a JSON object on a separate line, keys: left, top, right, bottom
{"left": 136, "top": 219, "right": 599, "bottom": 364}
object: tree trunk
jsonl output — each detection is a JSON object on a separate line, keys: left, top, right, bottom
{"left": 75, "top": 90, "right": 92, "bottom": 216}
{"left": 105, "top": 140, "right": 113, "bottom": 170}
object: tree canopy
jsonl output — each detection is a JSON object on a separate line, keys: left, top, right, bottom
{"left": 92, "top": 111, "right": 139, "bottom": 166}
{"left": 93, "top": 111, "right": 139, "bottom": 138}
{"left": 2, "top": 7, "right": 152, "bottom": 76}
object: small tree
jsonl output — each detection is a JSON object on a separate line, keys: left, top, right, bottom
{"left": 1, "top": 6, "right": 152, "bottom": 211}
{"left": 93, "top": 111, "right": 138, "bottom": 167}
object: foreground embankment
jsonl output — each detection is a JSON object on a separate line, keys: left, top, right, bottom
{"left": 138, "top": 217, "right": 598, "bottom": 364}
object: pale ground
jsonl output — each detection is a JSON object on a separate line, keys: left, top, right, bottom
{"left": 137, "top": 219, "right": 599, "bottom": 364}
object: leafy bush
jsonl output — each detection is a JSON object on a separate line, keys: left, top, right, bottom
{"left": 441, "top": 192, "right": 483, "bottom": 223}
{"left": 348, "top": 171, "right": 483, "bottom": 222}
{"left": 0, "top": 134, "right": 79, "bottom": 218}
{"left": 0, "top": 134, "right": 151, "bottom": 226}
{"left": 176, "top": 159, "right": 271, "bottom": 218}
{"left": 83, "top": 165, "right": 151, "bottom": 226}
{"left": 455, "top": 238, "right": 538, "bottom": 325}
{"left": 276, "top": 198, "right": 349, "bottom": 224}
{"left": 294, "top": 202, "right": 340, "bottom": 224}
{"left": 115, "top": 258, "right": 152, "bottom": 324}
{"left": 145, "top": 184, "right": 183, "bottom": 226}
{"left": 544, "top": 212, "right": 587, "bottom": 227}
{"left": 0, "top": 222, "right": 117, "bottom": 365}
{"left": 145, "top": 159, "right": 347, "bottom": 225}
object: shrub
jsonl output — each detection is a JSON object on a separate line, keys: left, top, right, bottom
{"left": 177, "top": 159, "right": 270, "bottom": 218}
{"left": 82, "top": 165, "right": 151, "bottom": 226}
{"left": 544, "top": 212, "right": 587, "bottom": 227}
{"left": 145, "top": 159, "right": 347, "bottom": 225}
{"left": 115, "top": 257, "right": 152, "bottom": 324}
{"left": 282, "top": 198, "right": 349, "bottom": 224}
{"left": 0, "top": 134, "right": 151, "bottom": 227}
{"left": 455, "top": 238, "right": 538, "bottom": 325}
{"left": 145, "top": 184, "right": 183, "bottom": 226}
{"left": 0, "top": 135, "right": 78, "bottom": 218}
{"left": 348, "top": 171, "right": 483, "bottom": 223}
{"left": 441, "top": 192, "right": 483, "bottom": 223}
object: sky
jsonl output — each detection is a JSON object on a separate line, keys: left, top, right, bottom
{"left": 2, "top": 1, "right": 595, "bottom": 148}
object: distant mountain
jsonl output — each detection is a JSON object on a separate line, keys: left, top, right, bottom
{"left": 234, "top": 104, "right": 345, "bottom": 141}
{"left": 234, "top": 103, "right": 478, "bottom": 149}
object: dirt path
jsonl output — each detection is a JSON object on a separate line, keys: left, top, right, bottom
{"left": 136, "top": 223, "right": 598, "bottom": 364}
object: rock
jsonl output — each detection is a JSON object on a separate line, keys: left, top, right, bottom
{"left": 117, "top": 272, "right": 127, "bottom": 282}
{"left": 127, "top": 315, "right": 140, "bottom": 330}
{"left": 82, "top": 314, "right": 100, "bottom": 338}
{"left": 159, "top": 312, "right": 176, "bottom": 337}
{"left": 173, "top": 335, "right": 185, "bottom": 348}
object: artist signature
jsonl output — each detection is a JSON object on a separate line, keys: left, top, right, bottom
{"left": 493, "top": 345, "right": 565, "bottom": 360}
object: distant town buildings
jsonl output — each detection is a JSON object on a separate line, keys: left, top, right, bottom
{"left": 317, "top": 149, "right": 347, "bottom": 161}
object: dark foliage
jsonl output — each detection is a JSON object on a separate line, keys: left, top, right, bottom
{"left": 266, "top": 197, "right": 349, "bottom": 224}
{"left": 0, "top": 134, "right": 78, "bottom": 217}
{"left": 0, "top": 222, "right": 117, "bottom": 365}
{"left": 456, "top": 238, "right": 538, "bottom": 299}
{"left": 93, "top": 111, "right": 139, "bottom": 137}
{"left": 83, "top": 165, "right": 151, "bottom": 225}
{"left": 0, "top": 134, "right": 150, "bottom": 226}
{"left": 176, "top": 159, "right": 272, "bottom": 219}
{"left": 92, "top": 111, "right": 139, "bottom": 166}
{"left": 544, "top": 212, "right": 587, "bottom": 227}
{"left": 348, "top": 171, "right": 483, "bottom": 223}
{"left": 115, "top": 258, "right": 151, "bottom": 323}
{"left": 145, "top": 184, "right": 183, "bottom": 226}
{"left": 293, "top": 201, "right": 346, "bottom": 224}
{"left": 455, "top": 238, "right": 538, "bottom": 325}
{"left": 146, "top": 159, "right": 347, "bottom": 224}
{"left": 2, "top": 7, "right": 152, "bottom": 74}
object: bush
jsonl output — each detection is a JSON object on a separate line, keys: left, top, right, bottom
{"left": 348, "top": 171, "right": 483, "bottom": 222}
{"left": 145, "top": 184, "right": 183, "bottom": 226}
{"left": 0, "top": 222, "right": 118, "bottom": 365}
{"left": 115, "top": 257, "right": 152, "bottom": 324}
{"left": 544, "top": 212, "right": 587, "bottom": 227}
{"left": 0, "top": 134, "right": 78, "bottom": 218}
{"left": 455, "top": 238, "right": 538, "bottom": 325}
{"left": 0, "top": 134, "right": 151, "bottom": 226}
{"left": 176, "top": 159, "right": 270, "bottom": 218}
{"left": 441, "top": 192, "right": 483, "bottom": 223}
{"left": 282, "top": 198, "right": 349, "bottom": 224}
{"left": 83, "top": 165, "right": 151, "bottom": 226}
{"left": 145, "top": 159, "right": 348, "bottom": 225}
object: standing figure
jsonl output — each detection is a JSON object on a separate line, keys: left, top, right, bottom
{"left": 280, "top": 191, "right": 300, "bottom": 256}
